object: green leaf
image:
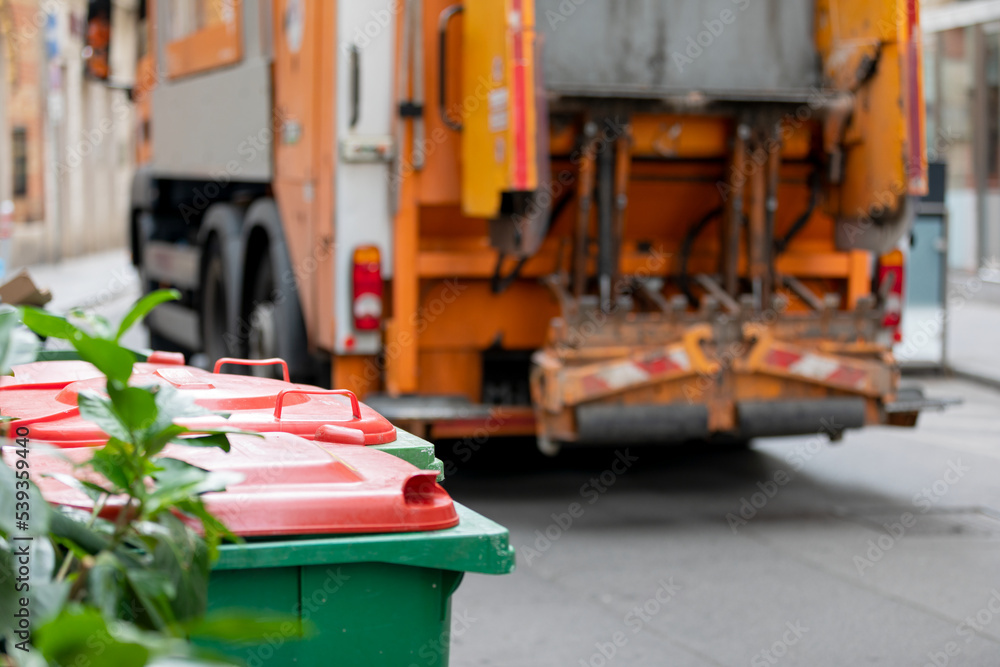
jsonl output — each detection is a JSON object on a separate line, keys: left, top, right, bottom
{"left": 174, "top": 426, "right": 264, "bottom": 453}
{"left": 174, "top": 500, "right": 241, "bottom": 559}
{"left": 144, "top": 459, "right": 242, "bottom": 521}
{"left": 0, "top": 305, "right": 40, "bottom": 375}
{"left": 49, "top": 509, "right": 113, "bottom": 554}
{"left": 74, "top": 335, "right": 136, "bottom": 386}
{"left": 127, "top": 567, "right": 178, "bottom": 602}
{"left": 20, "top": 307, "right": 79, "bottom": 340}
{"left": 141, "top": 513, "right": 211, "bottom": 624}
{"left": 176, "top": 432, "right": 233, "bottom": 452}
{"left": 52, "top": 534, "right": 97, "bottom": 563}
{"left": 68, "top": 309, "right": 116, "bottom": 340}
{"left": 87, "top": 552, "right": 127, "bottom": 619}
{"left": 153, "top": 385, "right": 215, "bottom": 420}
{"left": 117, "top": 290, "right": 181, "bottom": 342}
{"left": 34, "top": 606, "right": 151, "bottom": 667}
{"left": 108, "top": 385, "right": 160, "bottom": 436}
{"left": 123, "top": 567, "right": 177, "bottom": 631}
{"left": 78, "top": 391, "right": 130, "bottom": 442}
{"left": 139, "top": 385, "right": 214, "bottom": 452}
{"left": 0, "top": 459, "right": 52, "bottom": 537}
{"left": 43, "top": 472, "right": 111, "bottom": 504}
{"left": 144, "top": 424, "right": 188, "bottom": 459}
{"left": 88, "top": 439, "right": 138, "bottom": 494}
{"left": 0, "top": 538, "right": 67, "bottom": 636}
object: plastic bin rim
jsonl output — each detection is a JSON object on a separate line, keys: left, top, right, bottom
{"left": 213, "top": 503, "right": 515, "bottom": 576}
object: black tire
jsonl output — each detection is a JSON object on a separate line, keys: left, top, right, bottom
{"left": 241, "top": 199, "right": 313, "bottom": 383}
{"left": 246, "top": 252, "right": 282, "bottom": 379}
{"left": 201, "top": 241, "right": 233, "bottom": 364}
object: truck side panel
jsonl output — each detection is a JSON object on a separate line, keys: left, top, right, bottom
{"left": 151, "top": 0, "right": 272, "bottom": 182}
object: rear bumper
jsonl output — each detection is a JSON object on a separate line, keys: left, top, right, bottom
{"left": 530, "top": 317, "right": 960, "bottom": 446}
{"left": 568, "top": 398, "right": 866, "bottom": 446}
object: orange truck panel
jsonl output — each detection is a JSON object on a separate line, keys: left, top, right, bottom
{"left": 271, "top": 0, "right": 336, "bottom": 349}
{"left": 417, "top": 0, "right": 464, "bottom": 206}
{"left": 165, "top": 3, "right": 242, "bottom": 79}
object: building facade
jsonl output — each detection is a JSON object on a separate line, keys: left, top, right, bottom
{"left": 923, "top": 0, "right": 1000, "bottom": 270}
{"left": 0, "top": 0, "right": 138, "bottom": 275}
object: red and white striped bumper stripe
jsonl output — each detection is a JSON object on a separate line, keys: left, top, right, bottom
{"left": 565, "top": 346, "right": 693, "bottom": 406}
{"left": 760, "top": 346, "right": 879, "bottom": 395}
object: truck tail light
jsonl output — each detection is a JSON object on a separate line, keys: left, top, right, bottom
{"left": 353, "top": 246, "right": 383, "bottom": 331}
{"left": 878, "top": 249, "right": 905, "bottom": 343}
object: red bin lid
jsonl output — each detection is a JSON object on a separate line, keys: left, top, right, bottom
{"left": 0, "top": 352, "right": 186, "bottom": 389}
{"left": 12, "top": 432, "right": 458, "bottom": 536}
{"left": 0, "top": 359, "right": 396, "bottom": 447}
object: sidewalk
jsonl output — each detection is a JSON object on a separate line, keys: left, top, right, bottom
{"left": 8, "top": 248, "right": 147, "bottom": 350}
{"left": 946, "top": 270, "right": 1000, "bottom": 389}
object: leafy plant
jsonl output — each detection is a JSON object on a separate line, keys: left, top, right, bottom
{"left": 0, "top": 291, "right": 296, "bottom": 665}
{"left": 0, "top": 305, "right": 39, "bottom": 383}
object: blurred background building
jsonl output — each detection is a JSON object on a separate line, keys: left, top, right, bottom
{"left": 924, "top": 0, "right": 1000, "bottom": 271}
{"left": 0, "top": 0, "right": 138, "bottom": 272}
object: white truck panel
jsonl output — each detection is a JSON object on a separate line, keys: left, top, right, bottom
{"left": 150, "top": 0, "right": 272, "bottom": 182}
{"left": 149, "top": 58, "right": 273, "bottom": 182}
{"left": 333, "top": 0, "right": 397, "bottom": 354}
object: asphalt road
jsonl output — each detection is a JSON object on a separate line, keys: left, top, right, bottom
{"left": 18, "top": 251, "right": 1000, "bottom": 666}
{"left": 445, "top": 377, "right": 1000, "bottom": 667}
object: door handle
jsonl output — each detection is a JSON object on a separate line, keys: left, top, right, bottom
{"left": 438, "top": 5, "right": 464, "bottom": 132}
{"left": 349, "top": 44, "right": 361, "bottom": 130}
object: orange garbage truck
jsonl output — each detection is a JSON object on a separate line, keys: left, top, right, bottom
{"left": 114, "top": 0, "right": 949, "bottom": 452}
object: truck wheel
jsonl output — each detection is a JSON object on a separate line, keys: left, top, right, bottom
{"left": 246, "top": 250, "right": 312, "bottom": 381}
{"left": 201, "top": 243, "right": 232, "bottom": 363}
{"left": 242, "top": 199, "right": 312, "bottom": 383}
{"left": 247, "top": 252, "right": 280, "bottom": 377}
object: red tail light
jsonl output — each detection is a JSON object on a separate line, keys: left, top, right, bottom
{"left": 878, "top": 250, "right": 905, "bottom": 343}
{"left": 353, "top": 246, "right": 383, "bottom": 331}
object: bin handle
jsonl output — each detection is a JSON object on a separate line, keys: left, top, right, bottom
{"left": 213, "top": 357, "right": 290, "bottom": 382}
{"left": 274, "top": 389, "right": 362, "bottom": 421}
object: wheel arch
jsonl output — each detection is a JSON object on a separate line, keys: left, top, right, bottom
{"left": 238, "top": 198, "right": 312, "bottom": 379}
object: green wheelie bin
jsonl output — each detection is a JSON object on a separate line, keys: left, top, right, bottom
{"left": 208, "top": 502, "right": 513, "bottom": 666}
{"left": 20, "top": 427, "right": 514, "bottom": 667}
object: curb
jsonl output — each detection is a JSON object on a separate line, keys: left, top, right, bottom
{"left": 948, "top": 367, "right": 1000, "bottom": 393}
